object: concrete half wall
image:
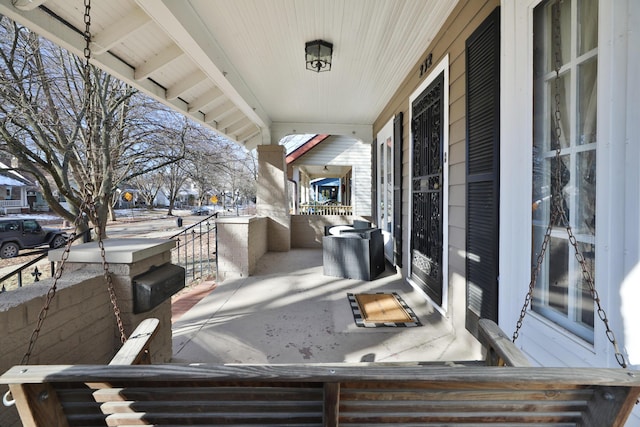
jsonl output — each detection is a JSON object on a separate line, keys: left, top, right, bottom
{"left": 291, "top": 215, "right": 374, "bottom": 249}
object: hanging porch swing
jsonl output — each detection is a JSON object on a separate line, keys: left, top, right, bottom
{"left": 1, "top": 1, "right": 639, "bottom": 425}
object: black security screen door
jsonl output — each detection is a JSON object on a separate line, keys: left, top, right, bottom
{"left": 411, "top": 72, "right": 444, "bottom": 306}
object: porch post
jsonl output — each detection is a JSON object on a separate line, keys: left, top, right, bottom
{"left": 256, "top": 144, "right": 291, "bottom": 251}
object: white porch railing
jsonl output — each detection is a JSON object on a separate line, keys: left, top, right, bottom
{"left": 0, "top": 200, "right": 23, "bottom": 207}
{"left": 299, "top": 204, "right": 352, "bottom": 215}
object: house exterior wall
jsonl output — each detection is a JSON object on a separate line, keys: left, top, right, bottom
{"left": 376, "top": 0, "right": 639, "bottom": 424}
{"left": 295, "top": 135, "right": 372, "bottom": 216}
{"left": 500, "top": 1, "right": 639, "bottom": 423}
{"left": 373, "top": 0, "right": 500, "bottom": 329}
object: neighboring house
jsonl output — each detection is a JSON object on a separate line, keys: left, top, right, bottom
{"left": 153, "top": 189, "right": 170, "bottom": 208}
{"left": 4, "top": 1, "right": 638, "bottom": 424}
{"left": 0, "top": 161, "right": 34, "bottom": 214}
{"left": 286, "top": 134, "right": 369, "bottom": 216}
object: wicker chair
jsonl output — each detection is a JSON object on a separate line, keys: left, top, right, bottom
{"left": 322, "top": 227, "right": 385, "bottom": 281}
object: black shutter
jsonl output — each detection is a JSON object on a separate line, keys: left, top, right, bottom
{"left": 393, "top": 113, "right": 403, "bottom": 267}
{"left": 371, "top": 137, "right": 377, "bottom": 222}
{"left": 465, "top": 7, "right": 500, "bottom": 337}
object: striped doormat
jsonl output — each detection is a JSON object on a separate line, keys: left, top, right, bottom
{"left": 347, "top": 292, "right": 422, "bottom": 328}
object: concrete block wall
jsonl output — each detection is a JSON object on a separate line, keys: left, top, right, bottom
{"left": 0, "top": 273, "right": 113, "bottom": 427}
{"left": 61, "top": 248, "right": 174, "bottom": 361}
{"left": 216, "top": 216, "right": 267, "bottom": 281}
{"left": 0, "top": 239, "right": 178, "bottom": 427}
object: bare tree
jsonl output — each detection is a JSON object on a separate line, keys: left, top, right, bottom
{"left": 163, "top": 158, "right": 190, "bottom": 215}
{"left": 183, "top": 131, "right": 240, "bottom": 208}
{"left": 0, "top": 18, "right": 185, "bottom": 237}
{"left": 131, "top": 172, "right": 164, "bottom": 208}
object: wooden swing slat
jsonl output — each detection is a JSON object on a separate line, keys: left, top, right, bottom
{"left": 478, "top": 318, "right": 532, "bottom": 366}
{"left": 2, "top": 319, "right": 639, "bottom": 426}
{"left": 107, "top": 317, "right": 159, "bottom": 366}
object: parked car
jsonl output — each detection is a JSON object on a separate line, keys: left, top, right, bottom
{"left": 0, "top": 218, "right": 68, "bottom": 258}
{"left": 191, "top": 206, "right": 213, "bottom": 216}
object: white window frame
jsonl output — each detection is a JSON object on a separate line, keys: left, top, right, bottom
{"left": 500, "top": 0, "right": 633, "bottom": 368}
{"left": 407, "top": 54, "right": 450, "bottom": 314}
{"left": 529, "top": 0, "right": 598, "bottom": 343}
{"left": 377, "top": 119, "right": 394, "bottom": 262}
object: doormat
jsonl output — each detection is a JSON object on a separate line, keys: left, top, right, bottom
{"left": 347, "top": 292, "right": 422, "bottom": 328}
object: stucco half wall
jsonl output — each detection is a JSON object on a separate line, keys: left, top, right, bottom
{"left": 291, "top": 214, "right": 374, "bottom": 249}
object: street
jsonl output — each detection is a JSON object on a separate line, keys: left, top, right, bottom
{"left": 0, "top": 209, "right": 216, "bottom": 292}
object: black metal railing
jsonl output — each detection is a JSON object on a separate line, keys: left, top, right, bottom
{"left": 170, "top": 213, "right": 218, "bottom": 285}
{"left": 0, "top": 231, "right": 90, "bottom": 293}
{"left": 1, "top": 214, "right": 221, "bottom": 293}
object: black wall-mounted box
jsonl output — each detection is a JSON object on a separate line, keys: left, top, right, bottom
{"left": 133, "top": 263, "right": 185, "bottom": 314}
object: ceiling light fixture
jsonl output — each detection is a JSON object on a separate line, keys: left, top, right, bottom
{"left": 305, "top": 39, "right": 333, "bottom": 72}
{"left": 323, "top": 165, "right": 329, "bottom": 171}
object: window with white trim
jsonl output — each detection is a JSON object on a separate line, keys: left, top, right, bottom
{"left": 531, "top": 0, "right": 598, "bottom": 342}
{"left": 377, "top": 119, "right": 394, "bottom": 261}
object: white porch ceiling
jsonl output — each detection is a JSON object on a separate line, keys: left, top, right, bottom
{"left": 0, "top": 0, "right": 458, "bottom": 148}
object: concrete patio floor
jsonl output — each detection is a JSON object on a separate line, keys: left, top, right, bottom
{"left": 171, "top": 249, "right": 483, "bottom": 364}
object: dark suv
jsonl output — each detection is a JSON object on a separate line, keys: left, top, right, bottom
{"left": 0, "top": 218, "right": 68, "bottom": 258}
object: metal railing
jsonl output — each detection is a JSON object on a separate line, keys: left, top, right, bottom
{"left": 1, "top": 215, "right": 220, "bottom": 293}
{"left": 0, "top": 200, "right": 23, "bottom": 208}
{"left": 299, "top": 203, "right": 353, "bottom": 215}
{"left": 170, "top": 213, "right": 218, "bottom": 285}
{"left": 0, "top": 231, "right": 90, "bottom": 293}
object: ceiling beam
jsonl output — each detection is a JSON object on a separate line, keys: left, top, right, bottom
{"left": 217, "top": 109, "right": 246, "bottom": 131}
{"left": 227, "top": 118, "right": 253, "bottom": 137}
{"left": 12, "top": 0, "right": 47, "bottom": 11}
{"left": 204, "top": 100, "right": 235, "bottom": 124}
{"left": 0, "top": 0, "right": 243, "bottom": 146}
{"left": 271, "top": 122, "right": 373, "bottom": 144}
{"left": 187, "top": 87, "right": 224, "bottom": 114}
{"left": 237, "top": 127, "right": 260, "bottom": 143}
{"left": 166, "top": 69, "right": 208, "bottom": 100}
{"left": 136, "top": 0, "right": 270, "bottom": 140}
{"left": 134, "top": 44, "right": 184, "bottom": 81}
{"left": 92, "top": 8, "right": 152, "bottom": 54}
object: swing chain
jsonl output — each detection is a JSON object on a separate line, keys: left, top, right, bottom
{"left": 512, "top": 0, "right": 565, "bottom": 345}
{"left": 17, "top": 0, "right": 126, "bottom": 367}
{"left": 82, "top": 0, "right": 127, "bottom": 345}
{"left": 512, "top": 209, "right": 559, "bottom": 342}
{"left": 85, "top": 192, "right": 127, "bottom": 344}
{"left": 563, "top": 212, "right": 627, "bottom": 368}
{"left": 513, "top": 1, "right": 627, "bottom": 370}
{"left": 20, "top": 193, "right": 95, "bottom": 365}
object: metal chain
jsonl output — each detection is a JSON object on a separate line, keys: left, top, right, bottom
{"left": 20, "top": 197, "right": 92, "bottom": 365}
{"left": 83, "top": 0, "right": 127, "bottom": 345}
{"left": 86, "top": 194, "right": 127, "bottom": 344}
{"left": 512, "top": 0, "right": 564, "bottom": 344}
{"left": 17, "top": 1, "right": 127, "bottom": 367}
{"left": 512, "top": 209, "right": 559, "bottom": 342}
{"left": 512, "top": 0, "right": 627, "bottom": 370}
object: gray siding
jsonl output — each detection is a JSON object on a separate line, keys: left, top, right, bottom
{"left": 372, "top": 0, "right": 500, "bottom": 322}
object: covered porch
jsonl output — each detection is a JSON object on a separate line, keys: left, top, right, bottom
{"left": 2, "top": 0, "right": 640, "bottom": 424}
{"left": 172, "top": 248, "right": 482, "bottom": 364}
